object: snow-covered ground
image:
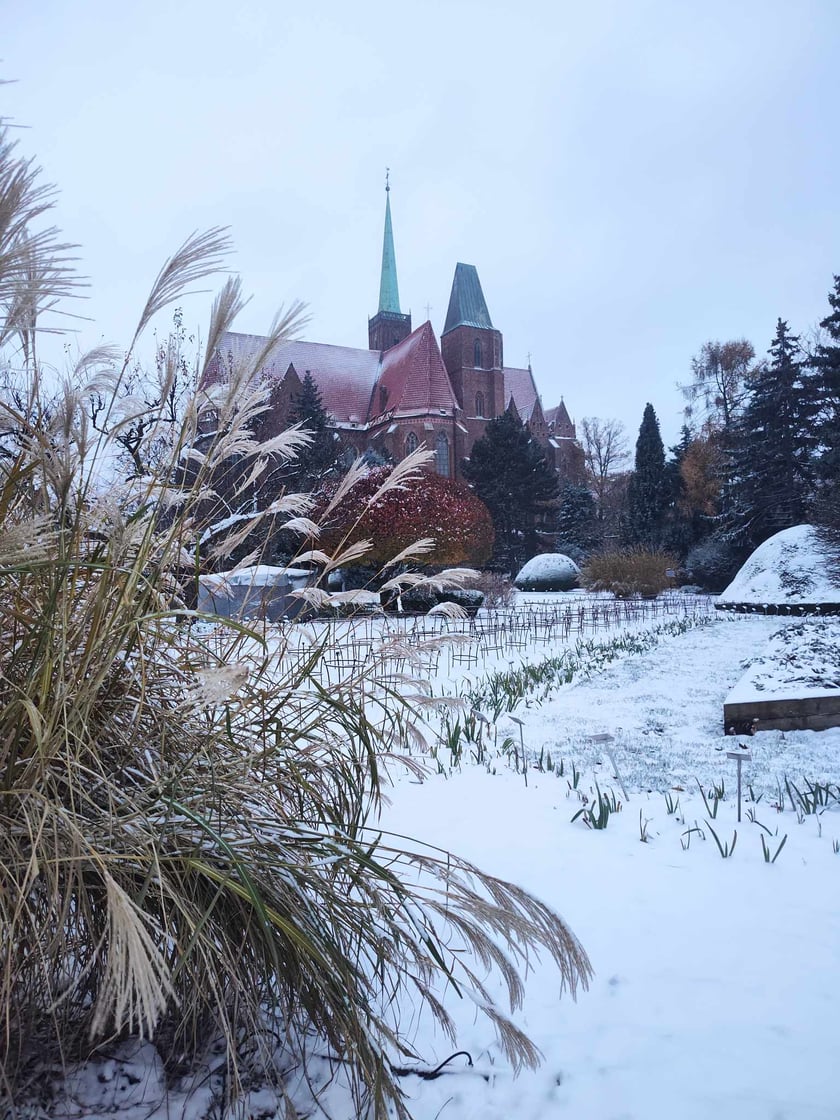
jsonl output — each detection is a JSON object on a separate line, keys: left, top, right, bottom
{"left": 52, "top": 609, "right": 840, "bottom": 1120}
{"left": 367, "top": 611, "right": 840, "bottom": 1120}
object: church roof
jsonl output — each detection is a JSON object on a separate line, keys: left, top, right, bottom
{"left": 442, "top": 263, "right": 494, "bottom": 335}
{"left": 211, "top": 332, "right": 380, "bottom": 425}
{"left": 545, "top": 398, "right": 575, "bottom": 437}
{"left": 503, "top": 365, "right": 539, "bottom": 422}
{"left": 375, "top": 321, "right": 458, "bottom": 417}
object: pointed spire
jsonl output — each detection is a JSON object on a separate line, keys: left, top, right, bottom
{"left": 443, "top": 263, "right": 494, "bottom": 335}
{"left": 378, "top": 169, "right": 401, "bottom": 314}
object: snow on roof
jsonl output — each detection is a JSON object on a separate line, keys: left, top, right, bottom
{"left": 718, "top": 525, "right": 840, "bottom": 606}
{"left": 209, "top": 332, "right": 381, "bottom": 426}
{"left": 503, "top": 366, "right": 538, "bottom": 421}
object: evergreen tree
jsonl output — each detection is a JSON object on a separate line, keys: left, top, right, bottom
{"left": 286, "top": 372, "right": 340, "bottom": 492}
{"left": 810, "top": 276, "right": 840, "bottom": 484}
{"left": 662, "top": 426, "right": 698, "bottom": 555}
{"left": 462, "top": 408, "right": 559, "bottom": 572}
{"left": 730, "top": 318, "right": 817, "bottom": 545}
{"left": 626, "top": 403, "right": 668, "bottom": 546}
{"left": 556, "top": 482, "right": 599, "bottom": 553}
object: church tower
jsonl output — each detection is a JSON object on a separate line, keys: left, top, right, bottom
{"left": 368, "top": 174, "right": 412, "bottom": 353}
{"left": 441, "top": 263, "right": 505, "bottom": 420}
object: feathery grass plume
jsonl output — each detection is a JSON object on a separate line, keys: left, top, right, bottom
{"left": 0, "top": 124, "right": 83, "bottom": 350}
{"left": 133, "top": 227, "right": 232, "bottom": 346}
{"left": 0, "top": 134, "right": 590, "bottom": 1117}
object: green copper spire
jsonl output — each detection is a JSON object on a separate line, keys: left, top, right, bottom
{"left": 378, "top": 170, "right": 401, "bottom": 314}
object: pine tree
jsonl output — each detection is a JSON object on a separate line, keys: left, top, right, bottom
{"left": 462, "top": 408, "right": 559, "bottom": 572}
{"left": 730, "top": 318, "right": 817, "bottom": 545}
{"left": 811, "top": 276, "right": 840, "bottom": 484}
{"left": 286, "top": 371, "right": 340, "bottom": 492}
{"left": 626, "top": 403, "right": 668, "bottom": 546}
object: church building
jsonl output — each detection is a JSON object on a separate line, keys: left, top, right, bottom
{"left": 206, "top": 184, "right": 584, "bottom": 485}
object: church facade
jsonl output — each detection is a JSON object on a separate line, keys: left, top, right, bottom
{"left": 207, "top": 187, "right": 584, "bottom": 485}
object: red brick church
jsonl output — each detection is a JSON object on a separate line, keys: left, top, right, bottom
{"left": 207, "top": 184, "right": 584, "bottom": 485}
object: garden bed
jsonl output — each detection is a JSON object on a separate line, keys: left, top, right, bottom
{"left": 723, "top": 619, "right": 840, "bottom": 732}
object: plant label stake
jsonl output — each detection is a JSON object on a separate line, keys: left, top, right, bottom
{"left": 726, "top": 745, "right": 752, "bottom": 822}
{"left": 586, "top": 733, "right": 629, "bottom": 802}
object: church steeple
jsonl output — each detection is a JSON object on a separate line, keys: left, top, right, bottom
{"left": 368, "top": 171, "right": 412, "bottom": 353}
{"left": 378, "top": 171, "right": 401, "bottom": 314}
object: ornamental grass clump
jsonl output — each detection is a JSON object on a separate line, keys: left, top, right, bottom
{"left": 582, "top": 547, "right": 678, "bottom": 599}
{"left": 0, "top": 124, "right": 590, "bottom": 1117}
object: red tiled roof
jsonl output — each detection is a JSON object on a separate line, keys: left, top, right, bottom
{"left": 503, "top": 366, "right": 539, "bottom": 421}
{"left": 209, "top": 332, "right": 382, "bottom": 425}
{"left": 373, "top": 321, "right": 458, "bottom": 419}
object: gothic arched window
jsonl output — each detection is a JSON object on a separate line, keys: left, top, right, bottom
{"left": 405, "top": 431, "right": 418, "bottom": 456}
{"left": 474, "top": 340, "right": 482, "bottom": 368}
{"left": 435, "top": 432, "right": 450, "bottom": 477}
{"left": 475, "top": 392, "right": 485, "bottom": 418}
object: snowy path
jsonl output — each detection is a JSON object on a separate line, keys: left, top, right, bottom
{"left": 374, "top": 614, "right": 840, "bottom": 1120}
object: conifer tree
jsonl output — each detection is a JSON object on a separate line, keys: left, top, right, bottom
{"left": 286, "top": 371, "right": 340, "bottom": 492}
{"left": 810, "top": 276, "right": 840, "bottom": 484}
{"left": 730, "top": 318, "right": 817, "bottom": 545}
{"left": 462, "top": 408, "right": 559, "bottom": 572}
{"left": 556, "top": 482, "right": 598, "bottom": 552}
{"left": 626, "top": 403, "right": 668, "bottom": 546}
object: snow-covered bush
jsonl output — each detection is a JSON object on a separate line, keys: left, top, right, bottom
{"left": 582, "top": 548, "right": 676, "bottom": 598}
{"left": 718, "top": 524, "right": 840, "bottom": 608}
{"left": 514, "top": 553, "right": 581, "bottom": 591}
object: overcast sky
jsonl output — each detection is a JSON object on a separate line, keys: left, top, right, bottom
{"left": 5, "top": 0, "right": 840, "bottom": 448}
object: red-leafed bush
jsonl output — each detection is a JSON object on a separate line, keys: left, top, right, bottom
{"left": 317, "top": 467, "right": 494, "bottom": 568}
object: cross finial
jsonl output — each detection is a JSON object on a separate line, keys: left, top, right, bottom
{"left": 385, "top": 167, "right": 390, "bottom": 192}
{"left": 424, "top": 302, "right": 432, "bottom": 319}
{"left": 527, "top": 351, "right": 532, "bottom": 369}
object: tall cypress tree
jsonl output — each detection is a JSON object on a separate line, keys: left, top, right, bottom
{"left": 626, "top": 403, "right": 668, "bottom": 546}
{"left": 730, "top": 319, "right": 817, "bottom": 545}
{"left": 462, "top": 408, "right": 559, "bottom": 572}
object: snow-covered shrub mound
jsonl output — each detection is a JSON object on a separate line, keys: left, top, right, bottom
{"left": 514, "top": 553, "right": 581, "bottom": 592}
{"left": 718, "top": 525, "right": 840, "bottom": 610}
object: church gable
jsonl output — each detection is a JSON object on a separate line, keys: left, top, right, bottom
{"left": 545, "top": 399, "right": 576, "bottom": 439}
{"left": 372, "top": 321, "right": 458, "bottom": 420}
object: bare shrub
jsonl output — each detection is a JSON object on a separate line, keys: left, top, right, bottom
{"left": 582, "top": 547, "right": 678, "bottom": 599}
{"left": 472, "top": 569, "right": 516, "bottom": 608}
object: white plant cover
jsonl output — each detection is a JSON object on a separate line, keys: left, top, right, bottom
{"left": 718, "top": 524, "right": 840, "bottom": 606}
{"left": 515, "top": 553, "right": 581, "bottom": 588}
